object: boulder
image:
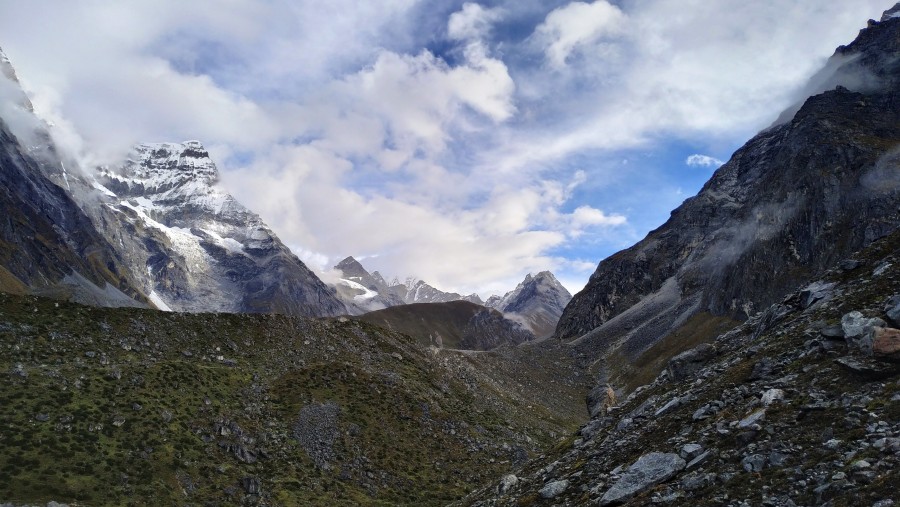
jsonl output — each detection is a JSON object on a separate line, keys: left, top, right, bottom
{"left": 799, "top": 281, "right": 835, "bottom": 308}
{"left": 599, "top": 452, "right": 685, "bottom": 505}
{"left": 873, "top": 327, "right": 900, "bottom": 362}
{"left": 539, "top": 479, "right": 568, "bottom": 499}
{"left": 841, "top": 311, "right": 885, "bottom": 355}
{"left": 498, "top": 474, "right": 518, "bottom": 494}
{"left": 666, "top": 343, "right": 716, "bottom": 381}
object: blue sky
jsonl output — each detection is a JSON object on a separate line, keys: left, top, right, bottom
{"left": 0, "top": 0, "right": 889, "bottom": 296}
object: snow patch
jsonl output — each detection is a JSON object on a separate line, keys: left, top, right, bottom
{"left": 148, "top": 291, "right": 172, "bottom": 312}
{"left": 339, "top": 278, "right": 378, "bottom": 300}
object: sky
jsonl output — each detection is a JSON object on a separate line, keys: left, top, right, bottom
{"left": 0, "top": 0, "right": 890, "bottom": 297}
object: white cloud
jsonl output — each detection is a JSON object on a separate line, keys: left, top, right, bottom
{"left": 534, "top": 0, "right": 627, "bottom": 68}
{"left": 448, "top": 3, "right": 504, "bottom": 41}
{"left": 686, "top": 154, "right": 725, "bottom": 168}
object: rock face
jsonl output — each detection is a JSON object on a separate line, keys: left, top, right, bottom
{"left": 333, "top": 256, "right": 483, "bottom": 314}
{"left": 89, "top": 142, "right": 346, "bottom": 317}
{"left": 0, "top": 116, "right": 145, "bottom": 306}
{"left": 556, "top": 13, "right": 900, "bottom": 373}
{"left": 485, "top": 271, "right": 572, "bottom": 340}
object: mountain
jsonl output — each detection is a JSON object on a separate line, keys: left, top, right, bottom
{"left": 555, "top": 10, "right": 900, "bottom": 389}
{"left": 88, "top": 142, "right": 346, "bottom": 317}
{"left": 333, "top": 255, "right": 483, "bottom": 314}
{"left": 485, "top": 271, "right": 572, "bottom": 340}
{"left": 0, "top": 47, "right": 345, "bottom": 317}
{"left": 355, "top": 300, "right": 534, "bottom": 350}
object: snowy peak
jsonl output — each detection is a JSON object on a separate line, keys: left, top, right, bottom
{"left": 882, "top": 3, "right": 900, "bottom": 21}
{"left": 486, "top": 271, "right": 572, "bottom": 340}
{"left": 332, "top": 256, "right": 484, "bottom": 314}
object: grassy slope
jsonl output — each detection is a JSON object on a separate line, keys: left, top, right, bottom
{"left": 355, "top": 300, "right": 485, "bottom": 349}
{"left": 0, "top": 297, "right": 590, "bottom": 506}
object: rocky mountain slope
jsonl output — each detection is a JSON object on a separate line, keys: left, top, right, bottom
{"left": 486, "top": 272, "right": 572, "bottom": 340}
{"left": 555, "top": 10, "right": 900, "bottom": 392}
{"left": 334, "top": 256, "right": 482, "bottom": 314}
{"left": 0, "top": 46, "right": 147, "bottom": 307}
{"left": 0, "top": 117, "right": 146, "bottom": 307}
{"left": 355, "top": 300, "right": 534, "bottom": 350}
{"left": 0, "top": 47, "right": 345, "bottom": 317}
{"left": 464, "top": 228, "right": 900, "bottom": 507}
{"left": 0, "top": 292, "right": 590, "bottom": 506}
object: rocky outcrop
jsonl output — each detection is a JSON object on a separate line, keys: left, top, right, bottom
{"left": 556, "top": 12, "right": 900, "bottom": 376}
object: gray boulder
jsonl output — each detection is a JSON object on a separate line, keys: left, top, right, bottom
{"left": 600, "top": 452, "right": 685, "bottom": 505}
{"left": 841, "top": 311, "right": 885, "bottom": 355}
{"left": 666, "top": 343, "right": 716, "bottom": 381}
{"left": 539, "top": 479, "right": 568, "bottom": 499}
{"left": 884, "top": 295, "right": 900, "bottom": 326}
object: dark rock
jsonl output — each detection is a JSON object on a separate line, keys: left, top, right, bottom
{"left": 741, "top": 454, "right": 766, "bottom": 472}
{"left": 599, "top": 452, "right": 685, "bottom": 505}
{"left": 749, "top": 358, "right": 775, "bottom": 380}
{"left": 838, "top": 259, "right": 862, "bottom": 271}
{"left": 800, "top": 281, "right": 836, "bottom": 308}
{"left": 680, "top": 443, "right": 704, "bottom": 461}
{"left": 241, "top": 476, "right": 261, "bottom": 495}
{"left": 666, "top": 343, "right": 716, "bottom": 381}
{"left": 820, "top": 325, "right": 845, "bottom": 340}
{"left": 835, "top": 356, "right": 900, "bottom": 379}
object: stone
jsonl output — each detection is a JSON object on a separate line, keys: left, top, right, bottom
{"left": 599, "top": 452, "right": 685, "bottom": 506}
{"left": 748, "top": 358, "right": 775, "bottom": 380}
{"left": 841, "top": 311, "right": 885, "bottom": 354}
{"left": 241, "top": 476, "right": 261, "bottom": 495}
{"left": 873, "top": 327, "right": 900, "bottom": 362}
{"left": 654, "top": 396, "right": 682, "bottom": 417}
{"left": 680, "top": 443, "right": 704, "bottom": 461}
{"left": 741, "top": 454, "right": 766, "bottom": 472}
{"left": 666, "top": 343, "right": 716, "bottom": 381}
{"left": 835, "top": 356, "right": 900, "bottom": 379}
{"left": 498, "top": 474, "right": 518, "bottom": 494}
{"left": 737, "top": 409, "right": 766, "bottom": 429}
{"left": 761, "top": 389, "right": 784, "bottom": 406}
{"left": 686, "top": 450, "right": 712, "bottom": 470}
{"left": 838, "top": 259, "right": 861, "bottom": 271}
{"left": 820, "top": 325, "right": 844, "bottom": 340}
{"left": 799, "top": 281, "right": 835, "bottom": 308}
{"left": 884, "top": 295, "right": 900, "bottom": 326}
{"left": 539, "top": 479, "right": 568, "bottom": 499}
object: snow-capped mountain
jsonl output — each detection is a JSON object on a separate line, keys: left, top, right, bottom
{"left": 89, "top": 142, "right": 347, "bottom": 316}
{"left": 333, "top": 256, "right": 483, "bottom": 314}
{"left": 1, "top": 47, "right": 345, "bottom": 317}
{"left": 485, "top": 271, "right": 572, "bottom": 339}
